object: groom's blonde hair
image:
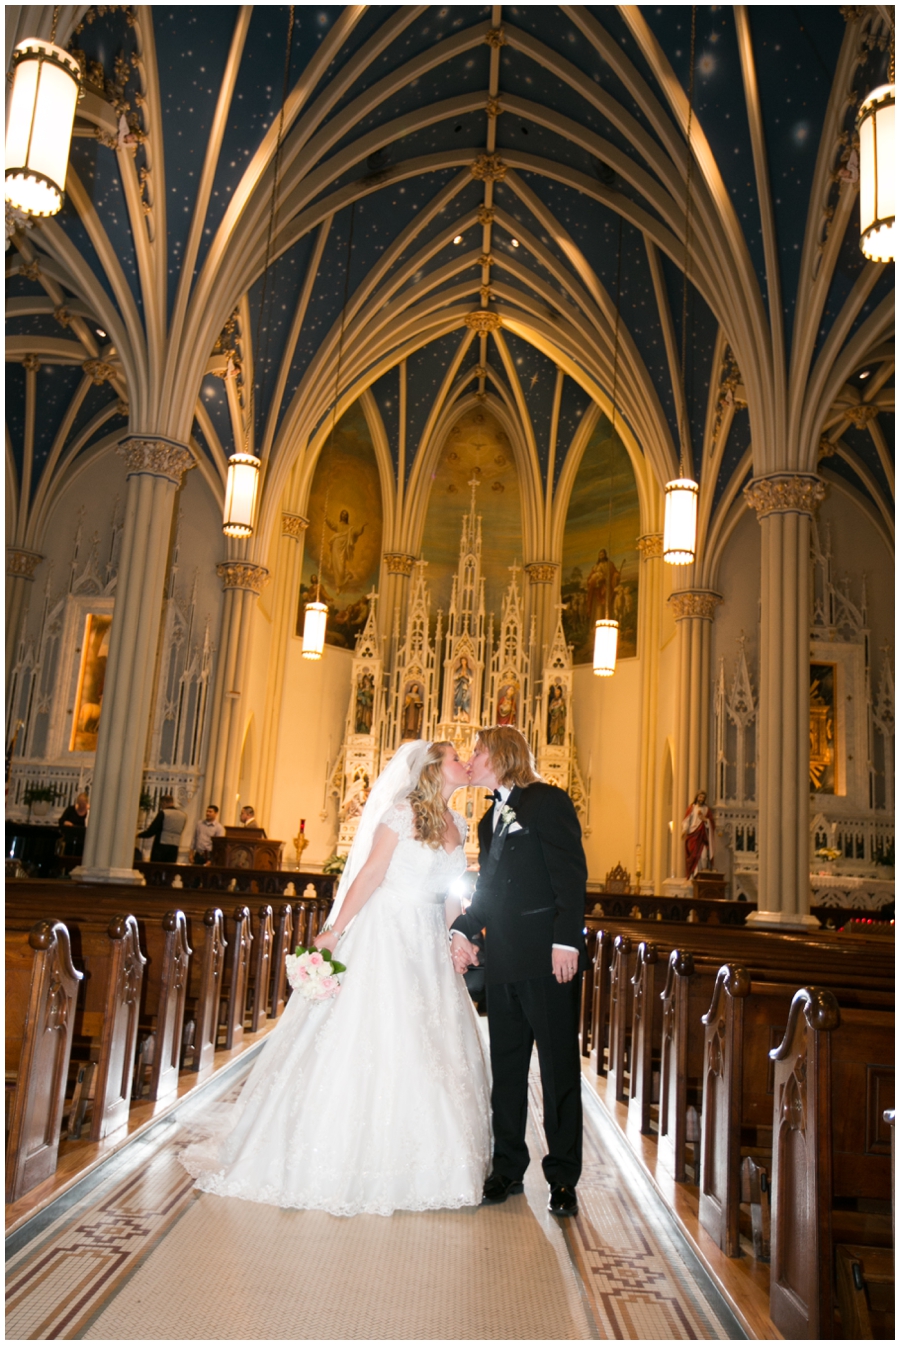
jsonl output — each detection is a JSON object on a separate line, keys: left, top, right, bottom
{"left": 475, "top": 726, "right": 540, "bottom": 788}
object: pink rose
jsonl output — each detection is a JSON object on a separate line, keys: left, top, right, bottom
{"left": 298, "top": 966, "right": 310, "bottom": 981}
{"left": 318, "top": 976, "right": 337, "bottom": 994}
{"left": 308, "top": 952, "right": 324, "bottom": 967}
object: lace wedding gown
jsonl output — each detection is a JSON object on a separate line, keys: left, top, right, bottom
{"left": 180, "top": 803, "right": 491, "bottom": 1217}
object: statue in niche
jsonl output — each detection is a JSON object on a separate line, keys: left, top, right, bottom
{"left": 496, "top": 680, "right": 518, "bottom": 726}
{"left": 586, "top": 549, "right": 621, "bottom": 629}
{"left": 326, "top": 508, "right": 366, "bottom": 595}
{"left": 401, "top": 680, "right": 425, "bottom": 740}
{"left": 547, "top": 680, "right": 567, "bottom": 746}
{"left": 354, "top": 671, "right": 375, "bottom": 735}
{"left": 682, "top": 791, "right": 716, "bottom": 878}
{"left": 452, "top": 656, "right": 473, "bottom": 722}
{"left": 342, "top": 767, "right": 370, "bottom": 820}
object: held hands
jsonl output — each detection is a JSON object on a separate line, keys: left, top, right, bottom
{"left": 314, "top": 929, "right": 339, "bottom": 955}
{"left": 551, "top": 947, "right": 579, "bottom": 984}
{"left": 450, "top": 934, "right": 479, "bottom": 975}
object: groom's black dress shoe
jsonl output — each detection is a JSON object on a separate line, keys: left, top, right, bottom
{"left": 548, "top": 1185, "right": 578, "bottom": 1217}
{"left": 482, "top": 1172, "right": 525, "bottom": 1204}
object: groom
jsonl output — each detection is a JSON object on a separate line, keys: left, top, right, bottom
{"left": 450, "top": 726, "right": 587, "bottom": 1217}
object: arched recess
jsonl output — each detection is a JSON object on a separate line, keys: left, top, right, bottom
{"left": 556, "top": 407, "right": 643, "bottom": 666}
{"left": 405, "top": 390, "right": 540, "bottom": 566}
{"left": 294, "top": 398, "right": 386, "bottom": 651}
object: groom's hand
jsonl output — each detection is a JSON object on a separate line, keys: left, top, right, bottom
{"left": 450, "top": 934, "right": 479, "bottom": 974}
{"left": 551, "top": 947, "right": 579, "bottom": 984}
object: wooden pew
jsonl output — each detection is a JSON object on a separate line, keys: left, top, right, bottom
{"left": 217, "top": 905, "right": 252, "bottom": 1051}
{"left": 658, "top": 950, "right": 719, "bottom": 1182}
{"left": 606, "top": 935, "right": 636, "bottom": 1103}
{"left": 270, "top": 902, "right": 293, "bottom": 1018}
{"left": 245, "top": 904, "right": 274, "bottom": 1033}
{"left": 8, "top": 888, "right": 226, "bottom": 1077}
{"left": 588, "top": 928, "right": 613, "bottom": 1076}
{"left": 768, "top": 988, "right": 894, "bottom": 1339}
{"left": 629, "top": 941, "right": 662, "bottom": 1135}
{"left": 699, "top": 966, "right": 894, "bottom": 1259}
{"left": 6, "top": 912, "right": 146, "bottom": 1142}
{"left": 6, "top": 922, "right": 83, "bottom": 1201}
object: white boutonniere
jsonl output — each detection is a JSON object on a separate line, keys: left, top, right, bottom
{"left": 500, "top": 803, "right": 517, "bottom": 830}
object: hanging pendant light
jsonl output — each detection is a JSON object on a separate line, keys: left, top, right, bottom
{"left": 663, "top": 477, "right": 700, "bottom": 564}
{"left": 593, "top": 620, "right": 619, "bottom": 677}
{"left": 664, "top": 6, "right": 699, "bottom": 566}
{"left": 301, "top": 600, "right": 328, "bottom": 659}
{"left": 857, "top": 79, "right": 895, "bottom": 262}
{"left": 5, "top": 20, "right": 81, "bottom": 218}
{"left": 594, "top": 217, "right": 623, "bottom": 677}
{"left": 222, "top": 453, "right": 261, "bottom": 537}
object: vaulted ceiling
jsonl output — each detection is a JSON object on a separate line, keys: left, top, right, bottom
{"left": 5, "top": 5, "right": 895, "bottom": 578}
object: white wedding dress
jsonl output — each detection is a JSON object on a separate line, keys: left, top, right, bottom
{"left": 180, "top": 802, "right": 491, "bottom": 1216}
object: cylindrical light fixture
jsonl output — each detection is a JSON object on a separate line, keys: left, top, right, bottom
{"left": 663, "top": 476, "right": 699, "bottom": 564}
{"left": 5, "top": 39, "right": 81, "bottom": 217}
{"left": 593, "top": 619, "right": 619, "bottom": 677}
{"left": 301, "top": 601, "right": 328, "bottom": 660}
{"left": 857, "top": 82, "right": 895, "bottom": 262}
{"left": 222, "top": 453, "right": 261, "bottom": 538}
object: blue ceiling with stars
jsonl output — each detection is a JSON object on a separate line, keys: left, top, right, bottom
{"left": 5, "top": 4, "right": 894, "bottom": 557}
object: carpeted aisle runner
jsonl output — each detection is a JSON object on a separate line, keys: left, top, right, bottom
{"left": 7, "top": 1051, "right": 727, "bottom": 1340}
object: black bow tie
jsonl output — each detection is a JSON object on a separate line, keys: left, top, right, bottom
{"left": 491, "top": 790, "right": 503, "bottom": 803}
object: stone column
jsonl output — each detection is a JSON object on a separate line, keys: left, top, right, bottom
{"left": 744, "top": 474, "right": 825, "bottom": 929}
{"left": 74, "top": 437, "right": 195, "bottom": 883}
{"left": 204, "top": 560, "right": 270, "bottom": 825}
{"left": 524, "top": 561, "right": 559, "bottom": 658}
{"left": 258, "top": 514, "right": 308, "bottom": 826}
{"left": 6, "top": 549, "right": 43, "bottom": 683}
{"left": 635, "top": 534, "right": 663, "bottom": 892}
{"left": 380, "top": 552, "right": 416, "bottom": 644}
{"left": 668, "top": 588, "right": 722, "bottom": 886}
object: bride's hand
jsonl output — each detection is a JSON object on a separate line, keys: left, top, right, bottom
{"left": 314, "top": 929, "right": 338, "bottom": 954}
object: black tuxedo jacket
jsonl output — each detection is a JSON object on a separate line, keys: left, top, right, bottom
{"left": 451, "top": 781, "right": 588, "bottom": 984}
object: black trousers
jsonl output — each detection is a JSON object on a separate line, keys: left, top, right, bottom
{"left": 486, "top": 971, "right": 583, "bottom": 1187}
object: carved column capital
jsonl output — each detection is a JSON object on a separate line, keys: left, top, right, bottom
{"left": 668, "top": 589, "right": 722, "bottom": 621}
{"left": 281, "top": 512, "right": 309, "bottom": 540}
{"left": 383, "top": 552, "right": 416, "bottom": 577}
{"left": 22, "top": 353, "right": 41, "bottom": 373}
{"left": 216, "top": 561, "right": 270, "bottom": 595}
{"left": 637, "top": 533, "right": 663, "bottom": 560}
{"left": 744, "top": 473, "right": 826, "bottom": 519}
{"left": 6, "top": 548, "right": 43, "bottom": 580}
{"left": 525, "top": 561, "right": 559, "bottom": 584}
{"left": 118, "top": 436, "right": 196, "bottom": 486}
{"left": 464, "top": 310, "right": 502, "bottom": 333}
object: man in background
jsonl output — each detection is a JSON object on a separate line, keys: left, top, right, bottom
{"left": 192, "top": 804, "right": 224, "bottom": 864}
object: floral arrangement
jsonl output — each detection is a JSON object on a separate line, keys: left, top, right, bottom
{"left": 286, "top": 945, "right": 346, "bottom": 1002}
{"left": 499, "top": 804, "right": 517, "bottom": 829}
{"left": 815, "top": 847, "right": 842, "bottom": 862}
{"left": 322, "top": 853, "right": 346, "bottom": 875}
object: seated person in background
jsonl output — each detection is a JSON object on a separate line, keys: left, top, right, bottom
{"left": 58, "top": 791, "right": 89, "bottom": 857}
{"left": 59, "top": 793, "right": 89, "bottom": 828}
{"left": 138, "top": 793, "right": 187, "bottom": 862}
{"left": 192, "top": 804, "right": 224, "bottom": 864}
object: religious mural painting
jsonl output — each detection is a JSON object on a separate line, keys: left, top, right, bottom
{"left": 297, "top": 403, "right": 383, "bottom": 649}
{"left": 70, "top": 613, "right": 112, "bottom": 752}
{"left": 420, "top": 408, "right": 523, "bottom": 627}
{"left": 561, "top": 417, "right": 640, "bottom": 665}
{"left": 809, "top": 662, "right": 837, "bottom": 793}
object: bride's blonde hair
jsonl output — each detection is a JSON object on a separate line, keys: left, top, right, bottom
{"left": 408, "top": 741, "right": 454, "bottom": 849}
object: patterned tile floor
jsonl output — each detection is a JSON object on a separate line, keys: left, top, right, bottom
{"left": 7, "top": 1044, "right": 737, "bottom": 1340}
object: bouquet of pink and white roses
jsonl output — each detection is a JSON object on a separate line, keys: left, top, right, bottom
{"left": 285, "top": 945, "right": 346, "bottom": 1003}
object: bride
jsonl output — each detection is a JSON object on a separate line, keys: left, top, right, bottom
{"left": 180, "top": 741, "right": 491, "bottom": 1217}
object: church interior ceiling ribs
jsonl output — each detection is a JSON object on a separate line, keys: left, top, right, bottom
{"left": 5, "top": 4, "right": 894, "bottom": 591}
